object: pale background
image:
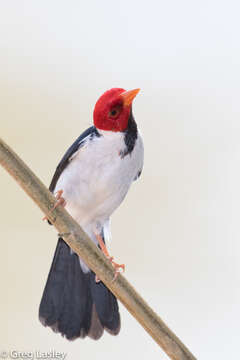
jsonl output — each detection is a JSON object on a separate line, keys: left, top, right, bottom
{"left": 1, "top": 1, "right": 239, "bottom": 359}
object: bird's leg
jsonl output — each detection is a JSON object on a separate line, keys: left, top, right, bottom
{"left": 94, "top": 233, "right": 125, "bottom": 282}
{"left": 52, "top": 190, "right": 66, "bottom": 209}
{"left": 42, "top": 190, "right": 66, "bottom": 221}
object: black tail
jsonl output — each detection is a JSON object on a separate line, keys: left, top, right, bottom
{"left": 39, "top": 238, "right": 120, "bottom": 340}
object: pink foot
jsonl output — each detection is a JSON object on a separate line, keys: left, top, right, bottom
{"left": 42, "top": 190, "right": 66, "bottom": 221}
{"left": 94, "top": 233, "right": 125, "bottom": 283}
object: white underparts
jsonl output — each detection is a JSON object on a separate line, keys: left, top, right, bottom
{"left": 56, "top": 129, "right": 144, "bottom": 272}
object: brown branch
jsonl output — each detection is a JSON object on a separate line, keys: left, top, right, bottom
{"left": 0, "top": 137, "right": 196, "bottom": 360}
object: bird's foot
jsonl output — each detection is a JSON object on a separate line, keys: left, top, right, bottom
{"left": 109, "top": 257, "right": 125, "bottom": 282}
{"left": 94, "top": 233, "right": 125, "bottom": 282}
{"left": 95, "top": 258, "right": 125, "bottom": 283}
{"left": 95, "top": 275, "right": 101, "bottom": 283}
{"left": 42, "top": 190, "right": 66, "bottom": 221}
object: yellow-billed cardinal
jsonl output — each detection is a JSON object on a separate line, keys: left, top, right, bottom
{"left": 39, "top": 88, "right": 144, "bottom": 340}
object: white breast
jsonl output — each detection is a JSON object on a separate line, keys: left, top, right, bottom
{"left": 55, "top": 129, "right": 144, "bottom": 230}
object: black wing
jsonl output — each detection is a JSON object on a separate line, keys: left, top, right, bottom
{"left": 49, "top": 126, "right": 100, "bottom": 193}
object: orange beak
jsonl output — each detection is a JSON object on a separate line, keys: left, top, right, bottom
{"left": 120, "top": 88, "right": 140, "bottom": 107}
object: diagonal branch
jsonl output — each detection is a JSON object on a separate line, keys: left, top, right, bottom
{"left": 0, "top": 137, "right": 196, "bottom": 360}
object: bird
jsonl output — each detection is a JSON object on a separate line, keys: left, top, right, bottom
{"left": 39, "top": 87, "right": 144, "bottom": 340}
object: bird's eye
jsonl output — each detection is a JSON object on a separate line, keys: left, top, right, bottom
{"left": 109, "top": 106, "right": 121, "bottom": 118}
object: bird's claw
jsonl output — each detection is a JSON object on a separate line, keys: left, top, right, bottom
{"left": 94, "top": 232, "right": 125, "bottom": 283}
{"left": 42, "top": 190, "right": 66, "bottom": 221}
{"left": 108, "top": 257, "right": 125, "bottom": 282}
{"left": 95, "top": 274, "right": 101, "bottom": 283}
{"left": 95, "top": 260, "right": 125, "bottom": 283}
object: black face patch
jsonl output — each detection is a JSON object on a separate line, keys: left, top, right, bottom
{"left": 119, "top": 109, "right": 138, "bottom": 158}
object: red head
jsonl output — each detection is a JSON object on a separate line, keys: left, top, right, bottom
{"left": 93, "top": 88, "right": 140, "bottom": 132}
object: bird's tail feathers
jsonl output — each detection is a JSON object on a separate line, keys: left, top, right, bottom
{"left": 39, "top": 238, "right": 120, "bottom": 340}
